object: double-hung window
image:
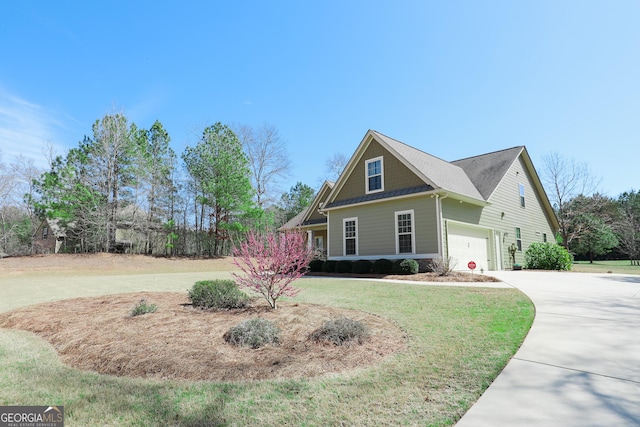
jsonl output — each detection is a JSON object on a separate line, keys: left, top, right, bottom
{"left": 396, "top": 210, "right": 415, "bottom": 254}
{"left": 366, "top": 157, "right": 383, "bottom": 193}
{"left": 516, "top": 227, "right": 522, "bottom": 251}
{"left": 343, "top": 218, "right": 358, "bottom": 256}
{"left": 519, "top": 183, "right": 525, "bottom": 207}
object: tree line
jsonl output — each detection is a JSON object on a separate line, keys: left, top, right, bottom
{"left": 0, "top": 113, "right": 314, "bottom": 257}
{"left": 0, "top": 116, "right": 638, "bottom": 265}
{"left": 542, "top": 152, "right": 640, "bottom": 264}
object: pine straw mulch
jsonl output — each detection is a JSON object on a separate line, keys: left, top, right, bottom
{"left": 306, "top": 271, "right": 501, "bottom": 282}
{"left": 0, "top": 292, "right": 406, "bottom": 382}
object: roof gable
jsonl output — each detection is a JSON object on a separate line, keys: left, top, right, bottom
{"left": 325, "top": 130, "right": 484, "bottom": 207}
{"left": 452, "top": 146, "right": 524, "bottom": 200}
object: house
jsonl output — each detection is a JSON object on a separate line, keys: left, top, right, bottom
{"left": 33, "top": 218, "right": 69, "bottom": 254}
{"left": 282, "top": 130, "right": 558, "bottom": 271}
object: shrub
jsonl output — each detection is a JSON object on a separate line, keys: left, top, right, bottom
{"left": 336, "top": 260, "right": 353, "bottom": 274}
{"left": 392, "top": 259, "right": 419, "bottom": 275}
{"left": 429, "top": 256, "right": 457, "bottom": 276}
{"left": 353, "top": 259, "right": 373, "bottom": 274}
{"left": 525, "top": 242, "right": 573, "bottom": 271}
{"left": 223, "top": 318, "right": 281, "bottom": 349}
{"left": 309, "top": 259, "right": 325, "bottom": 272}
{"left": 232, "top": 231, "right": 313, "bottom": 310}
{"left": 309, "top": 317, "right": 370, "bottom": 346}
{"left": 373, "top": 258, "right": 393, "bottom": 274}
{"left": 323, "top": 260, "right": 338, "bottom": 273}
{"left": 188, "top": 280, "right": 249, "bottom": 310}
{"left": 130, "top": 299, "right": 157, "bottom": 317}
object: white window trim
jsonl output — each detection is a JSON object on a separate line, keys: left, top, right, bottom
{"left": 343, "top": 217, "right": 358, "bottom": 257}
{"left": 365, "top": 156, "right": 384, "bottom": 194}
{"left": 519, "top": 183, "right": 525, "bottom": 208}
{"left": 395, "top": 209, "right": 416, "bottom": 255}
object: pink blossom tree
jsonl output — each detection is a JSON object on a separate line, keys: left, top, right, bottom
{"left": 232, "top": 230, "right": 313, "bottom": 309}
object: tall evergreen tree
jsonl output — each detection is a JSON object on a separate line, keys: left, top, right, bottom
{"left": 182, "top": 122, "right": 254, "bottom": 256}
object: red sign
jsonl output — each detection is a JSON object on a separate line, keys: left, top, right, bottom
{"left": 468, "top": 261, "right": 477, "bottom": 270}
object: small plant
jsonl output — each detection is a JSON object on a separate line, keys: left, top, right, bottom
{"left": 223, "top": 318, "right": 281, "bottom": 349}
{"left": 336, "top": 260, "right": 353, "bottom": 274}
{"left": 392, "top": 259, "right": 419, "bottom": 275}
{"left": 310, "top": 317, "right": 370, "bottom": 346}
{"left": 309, "top": 259, "right": 325, "bottom": 272}
{"left": 373, "top": 258, "right": 393, "bottom": 274}
{"left": 430, "top": 256, "right": 457, "bottom": 276}
{"left": 188, "top": 280, "right": 249, "bottom": 310}
{"left": 525, "top": 242, "right": 573, "bottom": 271}
{"left": 353, "top": 259, "right": 373, "bottom": 274}
{"left": 130, "top": 299, "right": 157, "bottom": 317}
{"left": 232, "top": 231, "right": 313, "bottom": 310}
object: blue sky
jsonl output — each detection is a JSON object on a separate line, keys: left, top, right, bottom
{"left": 1, "top": 1, "right": 638, "bottom": 197}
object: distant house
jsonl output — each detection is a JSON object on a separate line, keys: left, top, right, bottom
{"left": 33, "top": 205, "right": 166, "bottom": 255}
{"left": 33, "top": 218, "right": 69, "bottom": 254}
{"left": 282, "top": 130, "right": 558, "bottom": 271}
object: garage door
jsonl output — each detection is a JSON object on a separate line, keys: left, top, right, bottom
{"left": 447, "top": 224, "right": 490, "bottom": 272}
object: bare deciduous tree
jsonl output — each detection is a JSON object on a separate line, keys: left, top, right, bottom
{"left": 321, "top": 152, "right": 349, "bottom": 185}
{"left": 233, "top": 123, "right": 291, "bottom": 208}
{"left": 540, "top": 152, "right": 601, "bottom": 248}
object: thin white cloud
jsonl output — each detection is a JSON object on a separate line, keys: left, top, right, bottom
{"left": 0, "top": 89, "right": 72, "bottom": 168}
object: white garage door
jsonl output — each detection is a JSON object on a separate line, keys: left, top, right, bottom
{"left": 447, "top": 224, "right": 490, "bottom": 272}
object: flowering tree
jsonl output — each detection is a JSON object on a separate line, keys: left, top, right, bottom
{"left": 232, "top": 230, "right": 313, "bottom": 309}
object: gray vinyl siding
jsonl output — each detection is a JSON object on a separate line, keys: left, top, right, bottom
{"left": 328, "top": 196, "right": 439, "bottom": 259}
{"left": 440, "top": 154, "right": 556, "bottom": 268}
{"left": 477, "top": 156, "right": 556, "bottom": 266}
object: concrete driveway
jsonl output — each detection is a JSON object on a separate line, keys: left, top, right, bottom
{"left": 456, "top": 270, "right": 640, "bottom": 427}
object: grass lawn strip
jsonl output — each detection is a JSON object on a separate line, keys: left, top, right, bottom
{"left": 0, "top": 257, "right": 533, "bottom": 426}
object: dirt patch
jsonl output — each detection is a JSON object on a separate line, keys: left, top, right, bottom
{"left": 0, "top": 253, "right": 236, "bottom": 277}
{"left": 0, "top": 292, "right": 406, "bottom": 381}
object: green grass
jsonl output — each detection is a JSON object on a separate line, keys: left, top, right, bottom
{"left": 0, "top": 272, "right": 533, "bottom": 426}
{"left": 572, "top": 260, "right": 640, "bottom": 274}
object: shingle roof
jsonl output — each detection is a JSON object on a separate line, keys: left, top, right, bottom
{"left": 326, "top": 185, "right": 433, "bottom": 208}
{"left": 279, "top": 181, "right": 334, "bottom": 230}
{"left": 372, "top": 131, "right": 485, "bottom": 201}
{"left": 452, "top": 146, "right": 524, "bottom": 200}
{"left": 280, "top": 209, "right": 308, "bottom": 229}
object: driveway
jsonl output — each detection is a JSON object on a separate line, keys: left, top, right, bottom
{"left": 456, "top": 271, "right": 640, "bottom": 427}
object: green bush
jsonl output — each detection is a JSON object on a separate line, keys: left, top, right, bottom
{"left": 373, "top": 258, "right": 394, "bottom": 274}
{"left": 524, "top": 242, "right": 573, "bottom": 271}
{"left": 130, "top": 299, "right": 157, "bottom": 317}
{"left": 392, "top": 259, "right": 419, "bottom": 275}
{"left": 223, "top": 318, "right": 281, "bottom": 349}
{"left": 310, "top": 317, "right": 370, "bottom": 346}
{"left": 336, "top": 260, "right": 353, "bottom": 274}
{"left": 309, "top": 259, "right": 325, "bottom": 272}
{"left": 323, "top": 260, "right": 338, "bottom": 273}
{"left": 353, "top": 259, "right": 373, "bottom": 274}
{"left": 188, "top": 280, "right": 249, "bottom": 310}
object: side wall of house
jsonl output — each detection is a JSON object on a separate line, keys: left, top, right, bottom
{"left": 477, "top": 155, "right": 556, "bottom": 266}
{"left": 327, "top": 195, "right": 439, "bottom": 260}
{"left": 440, "top": 155, "right": 556, "bottom": 269}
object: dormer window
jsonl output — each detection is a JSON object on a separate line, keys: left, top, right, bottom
{"left": 366, "top": 156, "right": 384, "bottom": 194}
